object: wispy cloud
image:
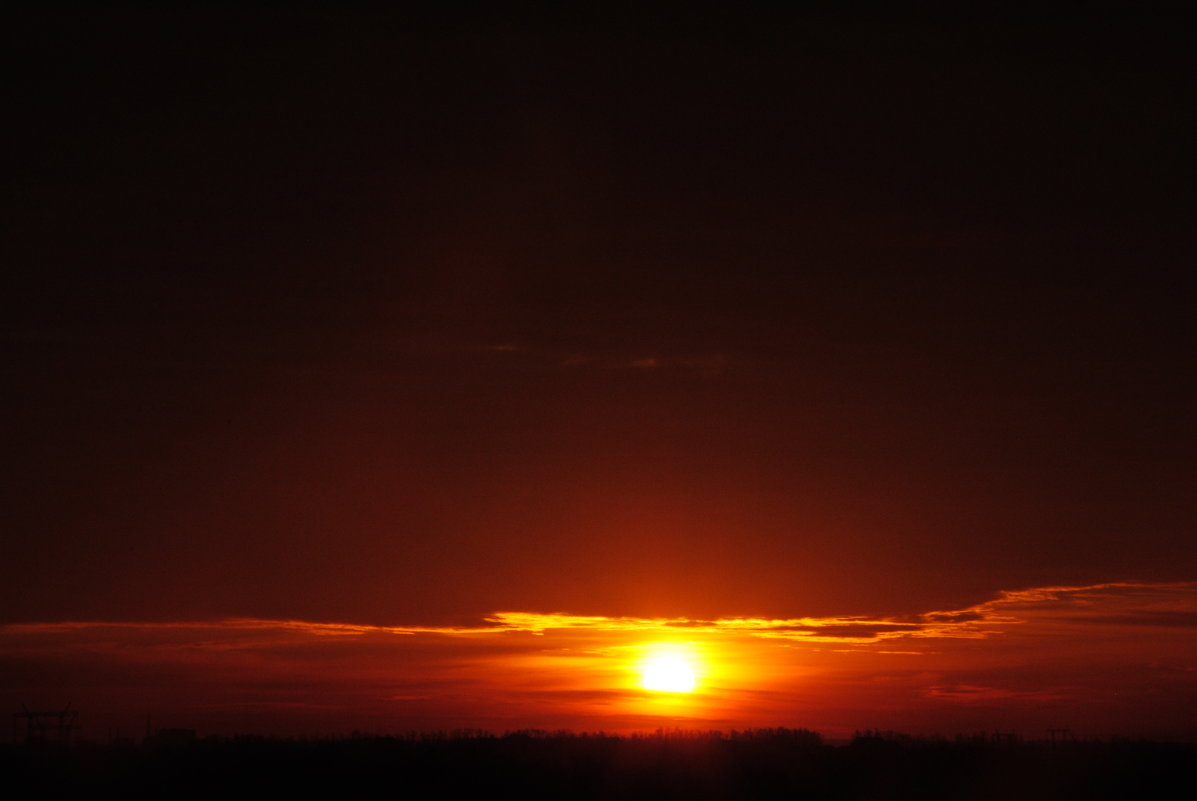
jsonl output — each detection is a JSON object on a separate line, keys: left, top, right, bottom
{"left": 7, "top": 581, "right": 1197, "bottom": 645}
{"left": 3, "top": 582, "right": 1196, "bottom": 739}
{"left": 466, "top": 343, "right": 733, "bottom": 376}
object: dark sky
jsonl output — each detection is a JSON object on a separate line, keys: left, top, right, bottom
{"left": 5, "top": 8, "right": 1195, "bottom": 627}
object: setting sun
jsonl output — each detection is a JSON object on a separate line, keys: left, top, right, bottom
{"left": 640, "top": 647, "right": 699, "bottom": 693}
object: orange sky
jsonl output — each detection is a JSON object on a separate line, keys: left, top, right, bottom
{"left": 6, "top": 582, "right": 1195, "bottom": 742}
{"left": 6, "top": 11, "right": 1195, "bottom": 746}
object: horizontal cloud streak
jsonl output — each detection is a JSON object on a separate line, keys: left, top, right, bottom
{"left": 3, "top": 582, "right": 1195, "bottom": 741}
{"left": 7, "top": 581, "right": 1197, "bottom": 645}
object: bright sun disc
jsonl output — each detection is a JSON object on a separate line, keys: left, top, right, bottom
{"left": 641, "top": 655, "right": 697, "bottom": 693}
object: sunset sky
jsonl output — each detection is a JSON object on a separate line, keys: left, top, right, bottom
{"left": 4, "top": 8, "right": 1195, "bottom": 742}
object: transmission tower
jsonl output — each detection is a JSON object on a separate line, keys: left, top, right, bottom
{"left": 14, "top": 703, "right": 78, "bottom": 746}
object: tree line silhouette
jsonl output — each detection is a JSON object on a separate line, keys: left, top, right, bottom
{"left": 6, "top": 727, "right": 1192, "bottom": 799}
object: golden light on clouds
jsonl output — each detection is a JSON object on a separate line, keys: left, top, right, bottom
{"left": 3, "top": 582, "right": 1196, "bottom": 740}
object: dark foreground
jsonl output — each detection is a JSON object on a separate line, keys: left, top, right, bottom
{"left": 7, "top": 729, "right": 1194, "bottom": 800}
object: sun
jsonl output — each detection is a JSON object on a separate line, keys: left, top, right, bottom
{"left": 640, "top": 648, "right": 698, "bottom": 693}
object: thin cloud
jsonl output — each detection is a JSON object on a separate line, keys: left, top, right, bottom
{"left": 8, "top": 581, "right": 1196, "bottom": 646}
{"left": 4, "top": 581, "right": 1196, "bottom": 739}
{"left": 923, "top": 684, "right": 1072, "bottom": 703}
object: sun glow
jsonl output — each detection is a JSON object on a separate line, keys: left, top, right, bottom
{"left": 639, "top": 645, "right": 699, "bottom": 693}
